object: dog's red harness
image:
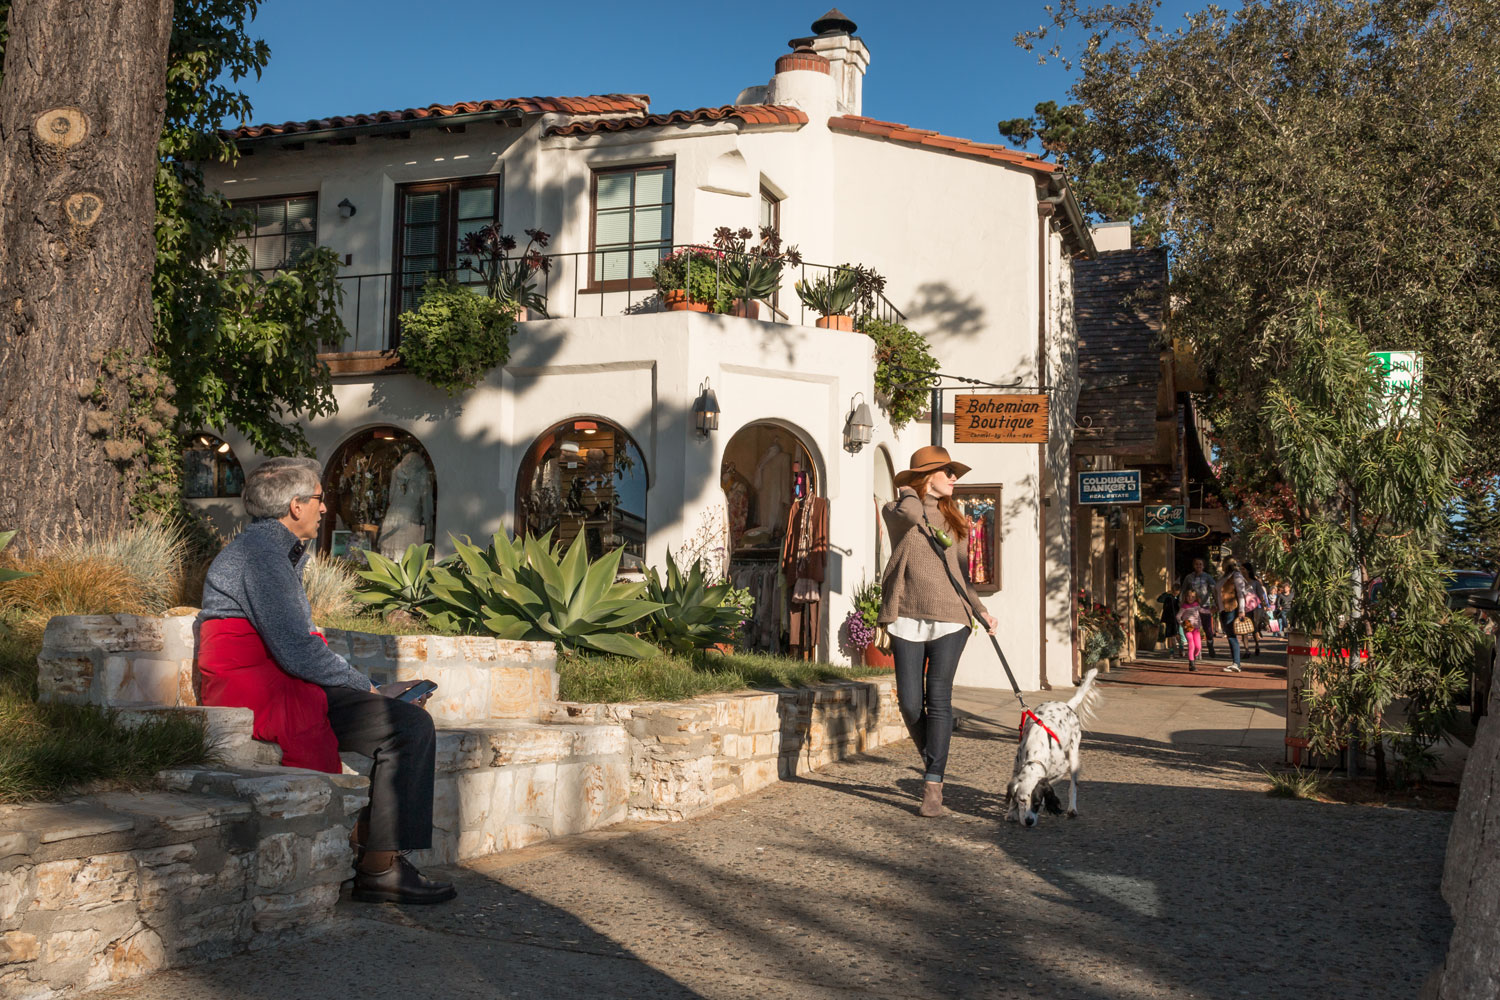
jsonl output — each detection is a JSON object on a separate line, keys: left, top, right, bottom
{"left": 1020, "top": 709, "right": 1062, "bottom": 747}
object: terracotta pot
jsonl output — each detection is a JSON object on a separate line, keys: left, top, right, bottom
{"left": 860, "top": 643, "right": 895, "bottom": 669}
{"left": 730, "top": 299, "right": 759, "bottom": 319}
{"left": 662, "top": 289, "right": 710, "bottom": 312}
{"left": 712, "top": 642, "right": 735, "bottom": 656}
{"left": 513, "top": 306, "right": 529, "bottom": 323}
{"left": 815, "top": 314, "right": 854, "bottom": 331}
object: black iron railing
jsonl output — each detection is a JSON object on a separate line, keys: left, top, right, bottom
{"left": 325, "top": 245, "right": 907, "bottom": 355}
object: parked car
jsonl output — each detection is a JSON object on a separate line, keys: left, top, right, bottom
{"left": 1464, "top": 572, "right": 1500, "bottom": 723}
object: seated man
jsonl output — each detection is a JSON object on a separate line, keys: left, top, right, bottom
{"left": 197, "top": 457, "right": 455, "bottom": 905}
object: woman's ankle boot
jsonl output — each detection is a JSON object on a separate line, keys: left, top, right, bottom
{"left": 920, "top": 780, "right": 946, "bottom": 817}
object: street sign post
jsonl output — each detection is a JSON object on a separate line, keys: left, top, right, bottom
{"left": 1079, "top": 470, "right": 1142, "bottom": 505}
{"left": 1368, "top": 350, "right": 1423, "bottom": 425}
{"left": 953, "top": 394, "right": 1049, "bottom": 444}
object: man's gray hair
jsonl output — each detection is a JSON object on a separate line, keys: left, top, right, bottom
{"left": 244, "top": 457, "right": 324, "bottom": 520}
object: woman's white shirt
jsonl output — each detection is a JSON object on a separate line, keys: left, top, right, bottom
{"left": 887, "top": 617, "right": 968, "bottom": 642}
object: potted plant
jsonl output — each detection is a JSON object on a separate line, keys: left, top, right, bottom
{"left": 712, "top": 225, "right": 802, "bottom": 318}
{"left": 844, "top": 578, "right": 891, "bottom": 667}
{"left": 795, "top": 267, "right": 859, "bottom": 330}
{"left": 458, "top": 225, "right": 553, "bottom": 320}
{"left": 651, "top": 247, "right": 726, "bottom": 312}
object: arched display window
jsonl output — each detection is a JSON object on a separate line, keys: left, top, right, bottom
{"left": 320, "top": 427, "right": 436, "bottom": 561}
{"left": 516, "top": 419, "right": 647, "bottom": 570}
{"left": 182, "top": 433, "right": 244, "bottom": 498}
{"left": 720, "top": 422, "right": 821, "bottom": 655}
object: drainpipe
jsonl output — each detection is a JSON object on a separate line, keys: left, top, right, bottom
{"left": 1036, "top": 186, "right": 1065, "bottom": 691}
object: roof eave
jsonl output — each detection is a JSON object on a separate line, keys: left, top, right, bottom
{"left": 226, "top": 107, "right": 530, "bottom": 150}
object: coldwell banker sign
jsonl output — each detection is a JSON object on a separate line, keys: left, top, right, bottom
{"left": 1079, "top": 470, "right": 1142, "bottom": 505}
{"left": 953, "top": 394, "right": 1049, "bottom": 444}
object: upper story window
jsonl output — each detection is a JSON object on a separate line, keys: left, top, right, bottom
{"left": 234, "top": 194, "right": 317, "bottom": 271}
{"left": 759, "top": 185, "right": 780, "bottom": 235}
{"left": 396, "top": 175, "right": 501, "bottom": 313}
{"left": 590, "top": 162, "right": 673, "bottom": 290}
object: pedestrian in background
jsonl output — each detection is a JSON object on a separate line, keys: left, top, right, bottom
{"left": 1216, "top": 557, "right": 1250, "bottom": 672}
{"left": 1157, "top": 588, "right": 1182, "bottom": 657}
{"left": 1177, "top": 590, "right": 1205, "bottom": 671}
{"left": 1180, "top": 557, "right": 1218, "bottom": 657}
{"left": 1242, "top": 561, "right": 1271, "bottom": 655}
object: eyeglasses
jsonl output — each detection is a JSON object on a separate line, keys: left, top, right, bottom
{"left": 298, "top": 494, "right": 325, "bottom": 505}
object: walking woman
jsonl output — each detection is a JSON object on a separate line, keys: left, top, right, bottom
{"left": 879, "top": 446, "right": 998, "bottom": 817}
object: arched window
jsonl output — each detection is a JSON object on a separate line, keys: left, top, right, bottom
{"left": 320, "top": 427, "right": 436, "bottom": 561}
{"left": 182, "top": 433, "right": 243, "bottom": 498}
{"left": 516, "top": 419, "right": 647, "bottom": 571}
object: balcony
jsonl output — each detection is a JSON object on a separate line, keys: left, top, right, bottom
{"left": 320, "top": 246, "right": 906, "bottom": 367}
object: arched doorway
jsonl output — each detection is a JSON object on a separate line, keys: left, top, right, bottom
{"left": 181, "top": 432, "right": 244, "bottom": 499}
{"left": 515, "top": 417, "right": 648, "bottom": 571}
{"left": 873, "top": 445, "right": 895, "bottom": 570}
{"left": 721, "top": 422, "right": 821, "bottom": 655}
{"left": 320, "top": 427, "right": 436, "bottom": 561}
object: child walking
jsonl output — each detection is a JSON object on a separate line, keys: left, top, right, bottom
{"left": 1177, "top": 591, "right": 1204, "bottom": 672}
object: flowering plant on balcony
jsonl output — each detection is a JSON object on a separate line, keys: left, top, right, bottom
{"left": 712, "top": 226, "right": 802, "bottom": 305}
{"left": 650, "top": 246, "right": 727, "bottom": 308}
{"left": 459, "top": 225, "right": 553, "bottom": 317}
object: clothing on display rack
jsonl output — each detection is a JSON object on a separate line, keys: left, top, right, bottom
{"left": 781, "top": 495, "right": 829, "bottom": 660}
{"left": 754, "top": 441, "right": 793, "bottom": 531}
{"left": 377, "top": 452, "right": 434, "bottom": 559}
{"left": 721, "top": 463, "right": 753, "bottom": 549}
{"left": 959, "top": 497, "right": 994, "bottom": 587}
{"left": 730, "top": 561, "right": 781, "bottom": 652}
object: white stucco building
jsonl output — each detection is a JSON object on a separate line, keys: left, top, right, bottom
{"left": 194, "top": 9, "right": 1095, "bottom": 689}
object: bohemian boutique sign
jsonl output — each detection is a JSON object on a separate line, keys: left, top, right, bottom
{"left": 953, "top": 394, "right": 1049, "bottom": 444}
{"left": 1079, "top": 470, "right": 1142, "bottom": 505}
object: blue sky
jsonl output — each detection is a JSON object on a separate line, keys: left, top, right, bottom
{"left": 230, "top": 1, "right": 1215, "bottom": 152}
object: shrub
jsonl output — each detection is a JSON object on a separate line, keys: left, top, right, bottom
{"left": 303, "top": 554, "right": 357, "bottom": 622}
{"left": 1079, "top": 604, "right": 1126, "bottom": 665}
{"left": 397, "top": 279, "right": 515, "bottom": 395}
{"left": 861, "top": 318, "right": 939, "bottom": 430}
{"left": 651, "top": 247, "right": 728, "bottom": 308}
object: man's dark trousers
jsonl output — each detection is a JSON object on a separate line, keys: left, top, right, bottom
{"left": 321, "top": 687, "right": 436, "bottom": 851}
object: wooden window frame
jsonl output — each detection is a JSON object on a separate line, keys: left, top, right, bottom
{"left": 759, "top": 184, "right": 781, "bottom": 236}
{"left": 586, "top": 159, "right": 675, "bottom": 293}
{"left": 391, "top": 174, "right": 502, "bottom": 341}
{"left": 954, "top": 484, "right": 1002, "bottom": 594}
{"left": 231, "top": 191, "right": 319, "bottom": 273}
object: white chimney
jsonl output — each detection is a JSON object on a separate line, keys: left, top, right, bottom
{"left": 765, "top": 41, "right": 836, "bottom": 116}
{"left": 806, "top": 8, "right": 869, "bottom": 116}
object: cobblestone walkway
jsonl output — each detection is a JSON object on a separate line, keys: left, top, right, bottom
{"left": 91, "top": 684, "right": 1450, "bottom": 1000}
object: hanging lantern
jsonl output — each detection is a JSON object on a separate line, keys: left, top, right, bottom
{"left": 844, "top": 393, "right": 874, "bottom": 452}
{"left": 693, "top": 379, "right": 720, "bottom": 436}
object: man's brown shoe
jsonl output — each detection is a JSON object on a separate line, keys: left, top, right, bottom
{"left": 352, "top": 854, "right": 457, "bottom": 905}
{"left": 919, "top": 780, "right": 947, "bottom": 817}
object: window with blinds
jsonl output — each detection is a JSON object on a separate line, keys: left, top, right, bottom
{"left": 233, "top": 194, "right": 318, "bottom": 271}
{"left": 590, "top": 163, "right": 673, "bottom": 289}
{"left": 395, "top": 176, "right": 501, "bottom": 314}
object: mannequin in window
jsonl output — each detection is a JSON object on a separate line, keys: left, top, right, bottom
{"left": 754, "top": 440, "right": 793, "bottom": 531}
{"left": 721, "top": 462, "right": 752, "bottom": 549}
{"left": 378, "top": 452, "right": 434, "bottom": 558}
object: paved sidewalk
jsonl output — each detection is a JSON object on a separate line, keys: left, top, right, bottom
{"left": 90, "top": 681, "right": 1449, "bottom": 1000}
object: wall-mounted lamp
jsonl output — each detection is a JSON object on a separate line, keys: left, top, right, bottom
{"left": 843, "top": 392, "right": 874, "bottom": 452}
{"left": 692, "top": 379, "right": 720, "bottom": 437}
{"left": 338, "top": 198, "right": 357, "bottom": 219}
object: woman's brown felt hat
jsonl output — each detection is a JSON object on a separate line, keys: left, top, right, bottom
{"left": 894, "top": 445, "right": 971, "bottom": 489}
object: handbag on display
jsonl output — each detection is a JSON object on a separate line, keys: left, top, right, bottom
{"left": 1233, "top": 615, "right": 1255, "bottom": 636}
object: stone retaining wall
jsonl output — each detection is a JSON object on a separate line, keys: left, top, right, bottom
{"left": 0, "top": 767, "right": 365, "bottom": 1000}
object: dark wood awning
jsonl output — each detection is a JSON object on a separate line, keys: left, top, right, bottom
{"left": 1073, "top": 248, "right": 1169, "bottom": 458}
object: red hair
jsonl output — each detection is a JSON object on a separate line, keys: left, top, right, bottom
{"left": 914, "top": 474, "right": 970, "bottom": 539}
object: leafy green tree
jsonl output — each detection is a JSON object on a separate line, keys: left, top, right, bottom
{"left": 154, "top": 0, "right": 343, "bottom": 457}
{"left": 1248, "top": 295, "right": 1478, "bottom": 786}
{"left": 1445, "top": 477, "right": 1500, "bottom": 573}
{"left": 1013, "top": 0, "right": 1500, "bottom": 473}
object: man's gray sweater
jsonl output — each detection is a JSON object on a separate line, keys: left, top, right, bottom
{"left": 199, "top": 518, "right": 371, "bottom": 691}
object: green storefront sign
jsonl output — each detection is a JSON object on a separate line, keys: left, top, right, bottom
{"left": 1144, "top": 504, "right": 1187, "bottom": 533}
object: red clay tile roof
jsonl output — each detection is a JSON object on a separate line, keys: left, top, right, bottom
{"left": 225, "top": 94, "right": 651, "bottom": 141}
{"left": 827, "top": 115, "right": 1058, "bottom": 174}
{"left": 546, "top": 105, "right": 808, "bottom": 137}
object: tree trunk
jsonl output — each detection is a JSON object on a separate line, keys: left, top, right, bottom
{"left": 0, "top": 0, "right": 173, "bottom": 551}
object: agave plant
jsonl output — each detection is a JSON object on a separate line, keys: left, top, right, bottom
{"left": 640, "top": 552, "right": 736, "bottom": 654}
{"left": 794, "top": 267, "right": 859, "bottom": 317}
{"left": 354, "top": 543, "right": 437, "bottom": 617}
{"left": 426, "top": 530, "right": 664, "bottom": 657}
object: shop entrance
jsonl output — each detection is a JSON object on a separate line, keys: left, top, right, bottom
{"left": 721, "top": 423, "right": 820, "bottom": 656}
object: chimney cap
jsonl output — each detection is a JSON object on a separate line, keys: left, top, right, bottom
{"left": 811, "top": 7, "right": 857, "bottom": 35}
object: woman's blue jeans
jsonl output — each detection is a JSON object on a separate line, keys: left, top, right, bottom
{"left": 1219, "top": 612, "right": 1242, "bottom": 667}
{"left": 891, "top": 628, "right": 970, "bottom": 782}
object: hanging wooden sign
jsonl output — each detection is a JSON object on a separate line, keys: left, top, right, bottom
{"left": 953, "top": 394, "right": 1050, "bottom": 443}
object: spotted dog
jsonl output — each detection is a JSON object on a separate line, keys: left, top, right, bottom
{"left": 1004, "top": 668, "right": 1100, "bottom": 827}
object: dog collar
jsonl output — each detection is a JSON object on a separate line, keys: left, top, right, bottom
{"left": 1020, "top": 708, "right": 1062, "bottom": 747}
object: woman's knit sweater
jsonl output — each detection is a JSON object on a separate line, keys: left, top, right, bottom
{"left": 878, "top": 489, "right": 988, "bottom": 625}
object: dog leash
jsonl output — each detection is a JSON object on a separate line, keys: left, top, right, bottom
{"left": 914, "top": 508, "right": 1033, "bottom": 716}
